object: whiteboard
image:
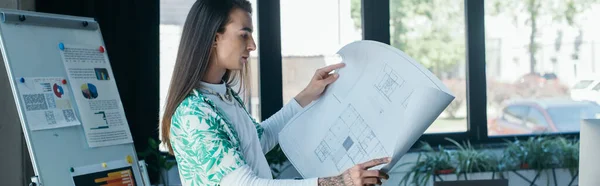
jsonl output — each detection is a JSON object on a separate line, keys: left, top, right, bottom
{"left": 0, "top": 9, "right": 143, "bottom": 186}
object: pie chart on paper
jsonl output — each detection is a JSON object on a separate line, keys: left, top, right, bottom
{"left": 53, "top": 83, "right": 64, "bottom": 98}
{"left": 80, "top": 83, "right": 99, "bottom": 99}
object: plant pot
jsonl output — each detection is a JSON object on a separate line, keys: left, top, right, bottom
{"left": 436, "top": 172, "right": 501, "bottom": 182}
{"left": 435, "top": 169, "right": 455, "bottom": 175}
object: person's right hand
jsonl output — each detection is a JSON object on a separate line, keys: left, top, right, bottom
{"left": 318, "top": 157, "right": 391, "bottom": 186}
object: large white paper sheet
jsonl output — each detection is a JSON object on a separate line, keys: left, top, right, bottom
{"left": 16, "top": 77, "right": 81, "bottom": 131}
{"left": 279, "top": 41, "right": 455, "bottom": 181}
{"left": 60, "top": 44, "right": 133, "bottom": 148}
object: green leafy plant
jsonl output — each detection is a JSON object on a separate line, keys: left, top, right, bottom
{"left": 265, "top": 145, "right": 289, "bottom": 178}
{"left": 399, "top": 136, "right": 581, "bottom": 185}
{"left": 502, "top": 136, "right": 560, "bottom": 171}
{"left": 399, "top": 141, "right": 454, "bottom": 186}
{"left": 502, "top": 136, "right": 580, "bottom": 185}
{"left": 137, "top": 138, "right": 176, "bottom": 186}
{"left": 445, "top": 138, "right": 500, "bottom": 179}
{"left": 545, "top": 137, "right": 579, "bottom": 177}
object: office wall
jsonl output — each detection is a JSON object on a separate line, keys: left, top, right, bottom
{"left": 0, "top": 1, "right": 37, "bottom": 186}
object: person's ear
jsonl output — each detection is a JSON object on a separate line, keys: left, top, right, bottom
{"left": 213, "top": 33, "right": 222, "bottom": 47}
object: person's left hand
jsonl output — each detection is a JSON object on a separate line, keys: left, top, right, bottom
{"left": 294, "top": 63, "right": 345, "bottom": 107}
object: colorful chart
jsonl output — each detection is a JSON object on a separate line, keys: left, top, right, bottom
{"left": 81, "top": 83, "right": 98, "bottom": 99}
{"left": 53, "top": 83, "right": 64, "bottom": 98}
{"left": 73, "top": 166, "right": 136, "bottom": 186}
{"left": 95, "top": 68, "right": 110, "bottom": 80}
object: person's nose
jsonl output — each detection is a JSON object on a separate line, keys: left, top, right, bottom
{"left": 247, "top": 36, "right": 256, "bottom": 51}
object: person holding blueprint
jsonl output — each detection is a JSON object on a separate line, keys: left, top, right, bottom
{"left": 160, "top": 0, "right": 391, "bottom": 186}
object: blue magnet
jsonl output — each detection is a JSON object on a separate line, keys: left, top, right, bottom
{"left": 19, "top": 77, "right": 24, "bottom": 83}
{"left": 58, "top": 43, "right": 65, "bottom": 51}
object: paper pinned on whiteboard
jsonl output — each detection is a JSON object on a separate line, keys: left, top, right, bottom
{"left": 278, "top": 40, "right": 455, "bottom": 181}
{"left": 59, "top": 43, "right": 133, "bottom": 148}
{"left": 71, "top": 159, "right": 137, "bottom": 186}
{"left": 17, "top": 77, "right": 81, "bottom": 131}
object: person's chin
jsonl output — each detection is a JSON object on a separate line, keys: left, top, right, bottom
{"left": 228, "top": 64, "right": 244, "bottom": 71}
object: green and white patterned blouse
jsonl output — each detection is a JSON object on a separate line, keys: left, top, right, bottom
{"left": 169, "top": 88, "right": 264, "bottom": 186}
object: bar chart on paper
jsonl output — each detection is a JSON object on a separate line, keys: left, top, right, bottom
{"left": 94, "top": 169, "right": 134, "bottom": 186}
{"left": 72, "top": 166, "right": 135, "bottom": 186}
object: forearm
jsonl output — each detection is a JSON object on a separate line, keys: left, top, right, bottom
{"left": 294, "top": 90, "right": 314, "bottom": 108}
{"left": 317, "top": 172, "right": 353, "bottom": 186}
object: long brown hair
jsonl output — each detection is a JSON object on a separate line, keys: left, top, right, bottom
{"left": 161, "top": 0, "right": 252, "bottom": 154}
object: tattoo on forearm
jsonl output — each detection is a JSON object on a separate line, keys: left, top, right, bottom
{"left": 318, "top": 171, "right": 355, "bottom": 186}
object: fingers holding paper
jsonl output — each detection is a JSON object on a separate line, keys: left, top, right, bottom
{"left": 318, "top": 157, "right": 391, "bottom": 186}
{"left": 295, "top": 63, "right": 346, "bottom": 107}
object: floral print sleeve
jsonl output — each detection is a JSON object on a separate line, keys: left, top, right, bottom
{"left": 170, "top": 95, "right": 246, "bottom": 186}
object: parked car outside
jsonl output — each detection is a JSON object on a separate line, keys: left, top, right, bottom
{"left": 488, "top": 98, "right": 600, "bottom": 136}
{"left": 570, "top": 77, "right": 600, "bottom": 104}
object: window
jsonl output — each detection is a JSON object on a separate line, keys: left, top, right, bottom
{"left": 247, "top": 0, "right": 260, "bottom": 121}
{"left": 280, "top": 0, "right": 361, "bottom": 104}
{"left": 547, "top": 104, "right": 600, "bottom": 132}
{"left": 159, "top": 0, "right": 261, "bottom": 150}
{"left": 592, "top": 82, "right": 600, "bottom": 91}
{"left": 573, "top": 80, "right": 594, "bottom": 89}
{"left": 485, "top": 0, "right": 600, "bottom": 136}
{"left": 389, "top": 0, "right": 467, "bottom": 134}
{"left": 503, "top": 105, "right": 529, "bottom": 125}
{"left": 526, "top": 108, "right": 549, "bottom": 127}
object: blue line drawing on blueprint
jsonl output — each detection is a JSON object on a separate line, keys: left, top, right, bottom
{"left": 374, "top": 64, "right": 404, "bottom": 102}
{"left": 402, "top": 90, "right": 414, "bottom": 108}
{"left": 314, "top": 104, "right": 389, "bottom": 171}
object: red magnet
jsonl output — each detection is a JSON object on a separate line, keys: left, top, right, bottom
{"left": 99, "top": 46, "right": 105, "bottom": 53}
{"left": 62, "top": 79, "right": 67, "bottom": 84}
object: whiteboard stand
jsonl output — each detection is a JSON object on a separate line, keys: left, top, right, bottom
{"left": 30, "top": 176, "right": 40, "bottom": 186}
{"left": 0, "top": 9, "right": 144, "bottom": 186}
{"left": 579, "top": 119, "right": 600, "bottom": 186}
{"left": 138, "top": 160, "right": 152, "bottom": 186}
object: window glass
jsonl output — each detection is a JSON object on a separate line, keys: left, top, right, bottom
{"left": 485, "top": 0, "right": 600, "bottom": 136}
{"left": 547, "top": 104, "right": 600, "bottom": 132}
{"left": 503, "top": 105, "right": 529, "bottom": 124}
{"left": 389, "top": 0, "right": 467, "bottom": 133}
{"left": 592, "top": 82, "right": 600, "bottom": 91}
{"left": 281, "top": 0, "right": 361, "bottom": 104}
{"left": 526, "top": 108, "right": 549, "bottom": 127}
{"left": 573, "top": 80, "right": 594, "bottom": 89}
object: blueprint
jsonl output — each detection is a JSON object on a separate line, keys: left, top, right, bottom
{"left": 278, "top": 40, "right": 455, "bottom": 183}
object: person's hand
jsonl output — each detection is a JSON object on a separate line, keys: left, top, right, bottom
{"left": 295, "top": 63, "right": 346, "bottom": 107}
{"left": 317, "top": 157, "right": 391, "bottom": 186}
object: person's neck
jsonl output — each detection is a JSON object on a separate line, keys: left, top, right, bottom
{"left": 203, "top": 63, "right": 226, "bottom": 84}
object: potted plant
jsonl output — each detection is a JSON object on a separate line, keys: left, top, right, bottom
{"left": 503, "top": 136, "right": 560, "bottom": 171}
{"left": 545, "top": 136, "right": 580, "bottom": 186}
{"left": 138, "top": 138, "right": 177, "bottom": 186}
{"left": 443, "top": 138, "right": 503, "bottom": 181}
{"left": 502, "top": 136, "right": 580, "bottom": 185}
{"left": 399, "top": 141, "right": 454, "bottom": 186}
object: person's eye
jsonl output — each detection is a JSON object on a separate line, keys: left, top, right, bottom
{"left": 241, "top": 33, "right": 249, "bottom": 39}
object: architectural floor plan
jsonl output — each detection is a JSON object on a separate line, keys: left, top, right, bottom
{"left": 278, "top": 41, "right": 455, "bottom": 182}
